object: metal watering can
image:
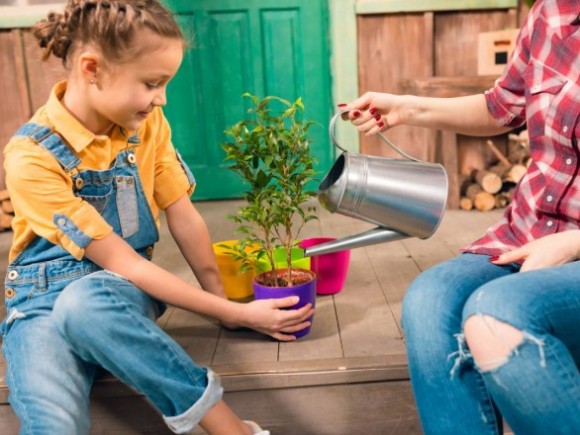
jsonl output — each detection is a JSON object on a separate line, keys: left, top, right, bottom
{"left": 303, "top": 112, "right": 448, "bottom": 257}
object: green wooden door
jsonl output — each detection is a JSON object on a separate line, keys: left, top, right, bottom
{"left": 164, "top": 0, "right": 333, "bottom": 200}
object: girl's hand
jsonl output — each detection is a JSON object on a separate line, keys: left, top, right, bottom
{"left": 339, "top": 92, "right": 405, "bottom": 136}
{"left": 234, "top": 297, "right": 315, "bottom": 341}
{"left": 491, "top": 230, "right": 580, "bottom": 272}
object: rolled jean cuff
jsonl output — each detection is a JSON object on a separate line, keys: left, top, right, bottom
{"left": 163, "top": 369, "right": 224, "bottom": 434}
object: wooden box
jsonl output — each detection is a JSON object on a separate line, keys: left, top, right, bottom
{"left": 477, "top": 29, "right": 519, "bottom": 76}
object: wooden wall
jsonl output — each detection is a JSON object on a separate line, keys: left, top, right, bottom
{"left": 0, "top": 29, "right": 66, "bottom": 190}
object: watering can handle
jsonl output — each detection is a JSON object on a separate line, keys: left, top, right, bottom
{"left": 329, "top": 111, "right": 421, "bottom": 162}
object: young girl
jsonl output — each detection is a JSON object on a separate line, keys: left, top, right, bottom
{"left": 342, "top": 0, "right": 580, "bottom": 433}
{"left": 1, "top": 0, "right": 314, "bottom": 433}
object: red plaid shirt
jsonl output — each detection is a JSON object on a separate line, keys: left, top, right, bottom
{"left": 463, "top": 0, "right": 580, "bottom": 256}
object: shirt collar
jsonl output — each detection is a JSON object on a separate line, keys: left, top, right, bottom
{"left": 45, "top": 81, "right": 140, "bottom": 152}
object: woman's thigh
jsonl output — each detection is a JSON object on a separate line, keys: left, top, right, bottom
{"left": 462, "top": 260, "right": 580, "bottom": 361}
{"left": 402, "top": 253, "right": 517, "bottom": 341}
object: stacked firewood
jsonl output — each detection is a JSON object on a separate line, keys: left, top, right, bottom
{"left": 459, "top": 130, "right": 530, "bottom": 211}
{"left": 0, "top": 190, "right": 14, "bottom": 231}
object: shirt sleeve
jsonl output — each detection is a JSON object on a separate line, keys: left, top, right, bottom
{"left": 5, "top": 139, "right": 113, "bottom": 260}
{"left": 152, "top": 109, "right": 196, "bottom": 210}
{"left": 484, "top": 3, "right": 538, "bottom": 128}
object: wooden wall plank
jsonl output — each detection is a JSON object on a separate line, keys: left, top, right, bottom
{"left": 22, "top": 29, "right": 66, "bottom": 112}
{"left": 0, "top": 30, "right": 30, "bottom": 190}
{"left": 357, "top": 12, "right": 433, "bottom": 161}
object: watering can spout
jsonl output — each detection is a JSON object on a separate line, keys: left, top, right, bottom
{"left": 303, "top": 227, "right": 408, "bottom": 256}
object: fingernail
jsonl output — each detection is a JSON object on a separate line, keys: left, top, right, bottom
{"left": 374, "top": 113, "right": 381, "bottom": 120}
{"left": 377, "top": 121, "right": 384, "bottom": 128}
{"left": 369, "top": 107, "right": 377, "bottom": 114}
{"left": 337, "top": 103, "right": 347, "bottom": 107}
{"left": 489, "top": 255, "right": 500, "bottom": 262}
{"left": 353, "top": 110, "right": 361, "bottom": 117}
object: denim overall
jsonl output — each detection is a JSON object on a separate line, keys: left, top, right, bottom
{"left": 1, "top": 123, "right": 222, "bottom": 434}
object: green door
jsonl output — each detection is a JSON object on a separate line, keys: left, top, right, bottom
{"left": 164, "top": 0, "right": 333, "bottom": 200}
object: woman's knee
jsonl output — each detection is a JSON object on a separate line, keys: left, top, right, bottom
{"left": 462, "top": 281, "right": 535, "bottom": 371}
{"left": 464, "top": 314, "right": 524, "bottom": 371}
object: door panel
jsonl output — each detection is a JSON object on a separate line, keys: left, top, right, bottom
{"left": 165, "top": 0, "right": 332, "bottom": 199}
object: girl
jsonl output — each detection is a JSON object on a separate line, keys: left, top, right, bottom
{"left": 1, "top": 0, "right": 314, "bottom": 433}
{"left": 341, "top": 0, "right": 580, "bottom": 433}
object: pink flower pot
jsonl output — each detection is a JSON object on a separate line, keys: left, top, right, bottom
{"left": 299, "top": 237, "right": 351, "bottom": 295}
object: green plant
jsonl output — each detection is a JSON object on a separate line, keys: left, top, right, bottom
{"left": 221, "top": 93, "right": 319, "bottom": 287}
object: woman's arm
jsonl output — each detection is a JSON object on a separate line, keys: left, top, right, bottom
{"left": 165, "top": 195, "right": 226, "bottom": 298}
{"left": 346, "top": 93, "right": 511, "bottom": 137}
{"left": 84, "top": 233, "right": 314, "bottom": 341}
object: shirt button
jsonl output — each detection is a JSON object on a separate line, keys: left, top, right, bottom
{"left": 566, "top": 158, "right": 573, "bottom": 165}
{"left": 563, "top": 125, "right": 568, "bottom": 133}
{"left": 547, "top": 220, "right": 554, "bottom": 227}
{"left": 5, "top": 288, "right": 15, "bottom": 299}
{"left": 546, "top": 195, "right": 553, "bottom": 202}
{"left": 57, "top": 218, "right": 66, "bottom": 226}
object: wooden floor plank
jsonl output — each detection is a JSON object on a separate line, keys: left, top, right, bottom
{"left": 334, "top": 247, "right": 406, "bottom": 358}
{"left": 365, "top": 240, "right": 423, "bottom": 333}
{"left": 162, "top": 307, "right": 220, "bottom": 368}
{"left": 279, "top": 295, "right": 343, "bottom": 362}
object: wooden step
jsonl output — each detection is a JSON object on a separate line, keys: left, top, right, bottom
{"left": 0, "top": 203, "right": 502, "bottom": 433}
{"left": 1, "top": 357, "right": 419, "bottom": 434}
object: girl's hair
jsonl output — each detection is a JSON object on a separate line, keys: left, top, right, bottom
{"left": 32, "top": 0, "right": 184, "bottom": 65}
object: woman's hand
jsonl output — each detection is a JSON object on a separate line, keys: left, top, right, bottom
{"left": 230, "top": 297, "right": 315, "bottom": 341}
{"left": 491, "top": 230, "right": 580, "bottom": 272}
{"left": 340, "top": 92, "right": 405, "bottom": 136}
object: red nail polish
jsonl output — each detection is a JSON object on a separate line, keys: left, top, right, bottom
{"left": 377, "top": 121, "right": 384, "bottom": 128}
{"left": 374, "top": 113, "right": 381, "bottom": 120}
{"left": 353, "top": 110, "right": 361, "bottom": 117}
{"left": 369, "top": 107, "right": 377, "bottom": 114}
{"left": 489, "top": 255, "right": 499, "bottom": 262}
{"left": 337, "top": 103, "right": 347, "bottom": 107}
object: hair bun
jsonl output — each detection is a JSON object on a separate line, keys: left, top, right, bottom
{"left": 32, "top": 11, "right": 72, "bottom": 61}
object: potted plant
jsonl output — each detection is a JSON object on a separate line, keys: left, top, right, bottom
{"left": 220, "top": 93, "right": 319, "bottom": 337}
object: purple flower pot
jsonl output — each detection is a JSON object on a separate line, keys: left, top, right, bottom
{"left": 253, "top": 268, "right": 316, "bottom": 339}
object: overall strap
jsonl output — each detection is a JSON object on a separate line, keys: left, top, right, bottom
{"left": 14, "top": 123, "right": 82, "bottom": 174}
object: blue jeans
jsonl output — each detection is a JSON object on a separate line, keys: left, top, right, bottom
{"left": 402, "top": 253, "right": 580, "bottom": 435}
{"left": 2, "top": 269, "right": 222, "bottom": 434}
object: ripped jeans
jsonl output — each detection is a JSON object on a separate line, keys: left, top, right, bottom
{"left": 401, "top": 253, "right": 580, "bottom": 435}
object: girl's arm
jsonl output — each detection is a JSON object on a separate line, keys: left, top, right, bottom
{"left": 346, "top": 93, "right": 511, "bottom": 137}
{"left": 165, "top": 195, "right": 226, "bottom": 299}
{"left": 84, "top": 233, "right": 314, "bottom": 341}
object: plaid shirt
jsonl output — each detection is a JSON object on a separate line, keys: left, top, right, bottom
{"left": 462, "top": 0, "right": 580, "bottom": 256}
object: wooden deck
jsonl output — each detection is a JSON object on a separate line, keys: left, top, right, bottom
{"left": 0, "top": 200, "right": 503, "bottom": 434}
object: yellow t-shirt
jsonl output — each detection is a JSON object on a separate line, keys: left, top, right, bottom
{"left": 4, "top": 81, "right": 194, "bottom": 263}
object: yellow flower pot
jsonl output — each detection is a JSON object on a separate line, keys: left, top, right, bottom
{"left": 213, "top": 240, "right": 257, "bottom": 300}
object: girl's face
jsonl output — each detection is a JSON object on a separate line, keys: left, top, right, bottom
{"left": 89, "top": 34, "right": 184, "bottom": 133}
